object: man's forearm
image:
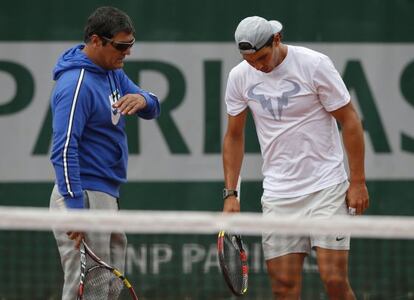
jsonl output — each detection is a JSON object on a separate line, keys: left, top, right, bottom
{"left": 223, "top": 133, "right": 244, "bottom": 189}
{"left": 342, "top": 118, "right": 366, "bottom": 182}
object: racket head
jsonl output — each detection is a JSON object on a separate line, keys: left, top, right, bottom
{"left": 217, "top": 231, "right": 248, "bottom": 296}
{"left": 77, "top": 241, "right": 138, "bottom": 300}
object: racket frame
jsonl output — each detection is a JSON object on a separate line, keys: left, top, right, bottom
{"left": 217, "top": 230, "right": 249, "bottom": 296}
{"left": 76, "top": 240, "right": 138, "bottom": 300}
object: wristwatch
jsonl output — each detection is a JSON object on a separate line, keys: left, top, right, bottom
{"left": 223, "top": 188, "right": 238, "bottom": 200}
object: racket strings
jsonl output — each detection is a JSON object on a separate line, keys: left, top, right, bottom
{"left": 223, "top": 236, "right": 244, "bottom": 292}
{"left": 83, "top": 267, "right": 124, "bottom": 300}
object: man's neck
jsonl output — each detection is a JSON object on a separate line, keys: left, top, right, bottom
{"left": 275, "top": 43, "right": 288, "bottom": 67}
{"left": 82, "top": 45, "right": 102, "bottom": 68}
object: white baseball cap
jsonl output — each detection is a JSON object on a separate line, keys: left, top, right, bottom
{"left": 269, "top": 20, "right": 283, "bottom": 34}
{"left": 235, "top": 16, "right": 283, "bottom": 54}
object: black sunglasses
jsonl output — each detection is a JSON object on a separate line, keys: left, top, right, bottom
{"left": 238, "top": 34, "right": 274, "bottom": 54}
{"left": 101, "top": 36, "right": 135, "bottom": 52}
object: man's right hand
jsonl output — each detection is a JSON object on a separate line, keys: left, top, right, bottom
{"left": 66, "top": 231, "right": 85, "bottom": 249}
{"left": 223, "top": 196, "right": 240, "bottom": 213}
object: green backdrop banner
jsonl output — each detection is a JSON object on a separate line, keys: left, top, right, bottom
{"left": 0, "top": 0, "right": 413, "bottom": 42}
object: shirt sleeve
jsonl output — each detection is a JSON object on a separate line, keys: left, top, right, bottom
{"left": 50, "top": 70, "right": 92, "bottom": 209}
{"left": 225, "top": 68, "right": 248, "bottom": 116}
{"left": 117, "top": 70, "right": 161, "bottom": 119}
{"left": 313, "top": 55, "right": 350, "bottom": 112}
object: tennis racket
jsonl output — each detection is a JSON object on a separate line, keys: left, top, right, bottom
{"left": 218, "top": 176, "right": 248, "bottom": 296}
{"left": 77, "top": 240, "right": 138, "bottom": 300}
{"left": 217, "top": 231, "right": 248, "bottom": 296}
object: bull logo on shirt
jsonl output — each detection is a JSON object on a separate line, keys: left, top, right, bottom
{"left": 247, "top": 80, "right": 300, "bottom": 120}
{"left": 109, "top": 89, "right": 121, "bottom": 125}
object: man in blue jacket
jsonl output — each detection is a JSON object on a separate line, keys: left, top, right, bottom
{"left": 49, "top": 6, "right": 160, "bottom": 299}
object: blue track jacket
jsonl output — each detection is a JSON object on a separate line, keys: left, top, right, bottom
{"left": 50, "top": 44, "right": 160, "bottom": 208}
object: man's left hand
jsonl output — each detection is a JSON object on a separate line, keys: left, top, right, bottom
{"left": 113, "top": 94, "right": 147, "bottom": 115}
{"left": 346, "top": 181, "right": 369, "bottom": 215}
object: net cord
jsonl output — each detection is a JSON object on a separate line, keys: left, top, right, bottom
{"left": 1, "top": 206, "right": 414, "bottom": 239}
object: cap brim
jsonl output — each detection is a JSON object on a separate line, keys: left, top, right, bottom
{"left": 269, "top": 20, "right": 283, "bottom": 33}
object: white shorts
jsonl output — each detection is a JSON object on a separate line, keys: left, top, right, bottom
{"left": 262, "top": 181, "right": 350, "bottom": 260}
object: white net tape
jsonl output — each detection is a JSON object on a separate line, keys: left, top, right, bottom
{"left": 1, "top": 206, "right": 414, "bottom": 239}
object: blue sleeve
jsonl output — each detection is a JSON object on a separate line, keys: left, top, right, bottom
{"left": 117, "top": 70, "right": 161, "bottom": 119}
{"left": 50, "top": 70, "right": 91, "bottom": 209}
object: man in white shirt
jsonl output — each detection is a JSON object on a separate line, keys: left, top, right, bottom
{"left": 222, "top": 16, "right": 369, "bottom": 299}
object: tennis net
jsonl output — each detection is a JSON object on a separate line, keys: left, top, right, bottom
{"left": 0, "top": 206, "right": 414, "bottom": 299}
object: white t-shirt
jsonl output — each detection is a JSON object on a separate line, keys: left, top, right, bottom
{"left": 225, "top": 45, "right": 349, "bottom": 198}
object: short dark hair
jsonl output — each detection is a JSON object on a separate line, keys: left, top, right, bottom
{"left": 238, "top": 34, "right": 274, "bottom": 54}
{"left": 83, "top": 6, "right": 135, "bottom": 43}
